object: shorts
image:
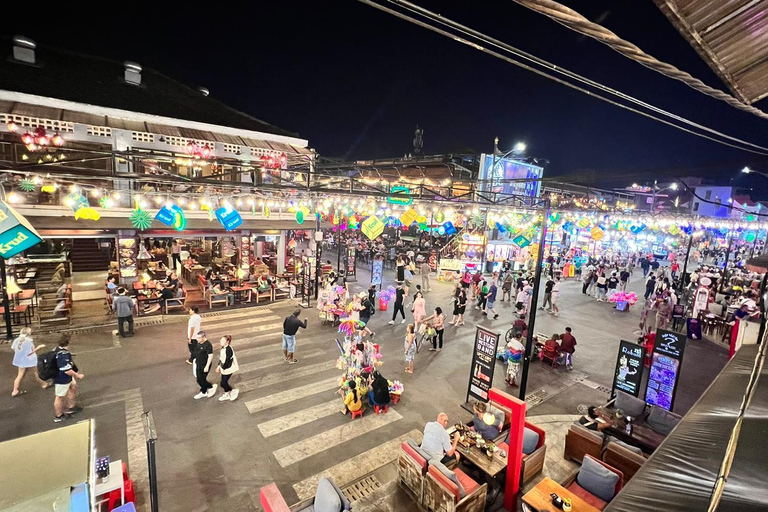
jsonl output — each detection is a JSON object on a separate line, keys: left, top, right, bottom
{"left": 282, "top": 334, "right": 296, "bottom": 352}
{"left": 55, "top": 382, "right": 72, "bottom": 397}
{"left": 486, "top": 301, "right": 495, "bottom": 310}
{"left": 461, "top": 281, "right": 470, "bottom": 289}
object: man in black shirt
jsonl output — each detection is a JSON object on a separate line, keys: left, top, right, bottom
{"left": 283, "top": 309, "right": 308, "bottom": 364}
{"left": 619, "top": 269, "right": 630, "bottom": 291}
{"left": 540, "top": 277, "right": 555, "bottom": 311}
{"left": 193, "top": 331, "right": 217, "bottom": 399}
{"left": 388, "top": 284, "right": 406, "bottom": 324}
{"left": 607, "top": 272, "right": 620, "bottom": 299}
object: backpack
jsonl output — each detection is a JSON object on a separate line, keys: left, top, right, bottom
{"left": 37, "top": 348, "right": 61, "bottom": 381}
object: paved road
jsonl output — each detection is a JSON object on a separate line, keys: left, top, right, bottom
{"left": 0, "top": 265, "right": 726, "bottom": 510}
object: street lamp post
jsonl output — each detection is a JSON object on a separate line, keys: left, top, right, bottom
{"left": 650, "top": 180, "right": 678, "bottom": 212}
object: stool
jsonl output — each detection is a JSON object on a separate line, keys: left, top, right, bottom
{"left": 350, "top": 409, "right": 364, "bottom": 419}
{"left": 374, "top": 405, "right": 389, "bottom": 414}
{"left": 111, "top": 504, "right": 136, "bottom": 512}
{"left": 108, "top": 479, "right": 135, "bottom": 510}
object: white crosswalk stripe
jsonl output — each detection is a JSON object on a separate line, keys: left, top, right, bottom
{"left": 272, "top": 410, "right": 403, "bottom": 467}
{"left": 244, "top": 377, "right": 340, "bottom": 414}
{"left": 237, "top": 348, "right": 325, "bottom": 374}
{"left": 257, "top": 399, "right": 341, "bottom": 437}
{"left": 203, "top": 317, "right": 282, "bottom": 337}
{"left": 238, "top": 360, "right": 337, "bottom": 393}
{"left": 293, "top": 429, "right": 423, "bottom": 501}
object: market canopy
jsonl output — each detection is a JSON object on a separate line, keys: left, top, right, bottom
{"left": 606, "top": 343, "right": 768, "bottom": 511}
{"left": 655, "top": 0, "right": 768, "bottom": 104}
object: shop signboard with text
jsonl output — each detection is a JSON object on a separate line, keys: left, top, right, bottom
{"left": 479, "top": 153, "right": 543, "bottom": 199}
{"left": 0, "top": 201, "right": 42, "bottom": 258}
{"left": 466, "top": 327, "right": 500, "bottom": 403}
{"left": 611, "top": 340, "right": 646, "bottom": 398}
{"left": 645, "top": 329, "right": 687, "bottom": 411}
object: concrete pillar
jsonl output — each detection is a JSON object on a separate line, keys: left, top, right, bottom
{"left": 277, "top": 232, "right": 286, "bottom": 275}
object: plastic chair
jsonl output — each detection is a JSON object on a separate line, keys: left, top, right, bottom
{"left": 374, "top": 405, "right": 389, "bottom": 414}
{"left": 108, "top": 479, "right": 135, "bottom": 510}
{"left": 350, "top": 408, "right": 364, "bottom": 419}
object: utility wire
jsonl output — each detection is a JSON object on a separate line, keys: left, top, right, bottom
{"left": 357, "top": 0, "right": 768, "bottom": 156}
{"left": 388, "top": 0, "right": 768, "bottom": 155}
{"left": 511, "top": 0, "right": 768, "bottom": 119}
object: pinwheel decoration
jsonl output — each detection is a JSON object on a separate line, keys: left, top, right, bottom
{"left": 130, "top": 207, "right": 152, "bottom": 231}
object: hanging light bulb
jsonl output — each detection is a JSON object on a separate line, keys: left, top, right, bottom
{"left": 91, "top": 189, "right": 101, "bottom": 198}
{"left": 21, "top": 132, "right": 34, "bottom": 145}
{"left": 6, "top": 121, "right": 19, "bottom": 133}
{"left": 7, "top": 192, "right": 22, "bottom": 204}
{"left": 51, "top": 133, "right": 64, "bottom": 147}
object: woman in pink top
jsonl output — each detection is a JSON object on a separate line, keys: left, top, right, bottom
{"left": 423, "top": 306, "right": 446, "bottom": 351}
{"left": 411, "top": 291, "right": 426, "bottom": 332}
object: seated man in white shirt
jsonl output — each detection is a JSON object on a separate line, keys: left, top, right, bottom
{"left": 421, "top": 412, "right": 461, "bottom": 465}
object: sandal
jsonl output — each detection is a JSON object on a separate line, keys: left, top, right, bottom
{"left": 11, "top": 390, "right": 27, "bottom": 397}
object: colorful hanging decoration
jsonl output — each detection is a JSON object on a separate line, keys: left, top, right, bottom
{"left": 155, "top": 204, "right": 186, "bottom": 231}
{"left": 387, "top": 186, "right": 413, "bottom": 206}
{"left": 129, "top": 207, "right": 152, "bottom": 231}
{"left": 19, "top": 179, "right": 36, "bottom": 192}
{"left": 296, "top": 210, "right": 305, "bottom": 224}
{"left": 443, "top": 222, "right": 456, "bottom": 235}
{"left": 74, "top": 207, "right": 100, "bottom": 221}
{"left": 348, "top": 215, "right": 360, "bottom": 230}
{"left": 744, "top": 231, "right": 757, "bottom": 243}
{"left": 41, "top": 184, "right": 57, "bottom": 194}
{"left": 434, "top": 211, "right": 445, "bottom": 223}
{"left": 215, "top": 205, "right": 243, "bottom": 231}
{"left": 495, "top": 222, "right": 507, "bottom": 233}
{"left": 512, "top": 234, "right": 531, "bottom": 248}
{"left": 264, "top": 205, "right": 270, "bottom": 218}
{"left": 590, "top": 226, "right": 604, "bottom": 241}
{"left": 361, "top": 215, "right": 385, "bottom": 240}
{"left": 400, "top": 208, "right": 418, "bottom": 227}
{"left": 577, "top": 217, "right": 590, "bottom": 229}
{"left": 99, "top": 196, "right": 113, "bottom": 209}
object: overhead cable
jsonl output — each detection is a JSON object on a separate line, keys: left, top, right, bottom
{"left": 388, "top": 0, "right": 768, "bottom": 155}
{"left": 511, "top": 0, "right": 768, "bottom": 120}
{"left": 357, "top": 0, "right": 768, "bottom": 156}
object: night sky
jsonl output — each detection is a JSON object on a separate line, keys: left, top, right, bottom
{"left": 4, "top": 1, "right": 768, "bottom": 192}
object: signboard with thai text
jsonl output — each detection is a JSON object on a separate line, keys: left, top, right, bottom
{"left": 611, "top": 340, "right": 646, "bottom": 398}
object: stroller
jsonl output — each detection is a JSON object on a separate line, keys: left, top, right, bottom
{"left": 417, "top": 323, "right": 437, "bottom": 353}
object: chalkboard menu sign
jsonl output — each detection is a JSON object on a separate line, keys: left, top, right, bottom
{"left": 611, "top": 340, "right": 646, "bottom": 398}
{"left": 645, "top": 329, "right": 687, "bottom": 411}
{"left": 466, "top": 327, "right": 500, "bottom": 403}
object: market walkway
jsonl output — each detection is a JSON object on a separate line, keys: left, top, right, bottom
{"left": 0, "top": 265, "right": 728, "bottom": 511}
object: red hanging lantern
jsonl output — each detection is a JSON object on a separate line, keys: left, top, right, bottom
{"left": 279, "top": 153, "right": 287, "bottom": 168}
{"left": 201, "top": 145, "right": 212, "bottom": 159}
{"left": 51, "top": 133, "right": 64, "bottom": 147}
{"left": 21, "top": 132, "right": 34, "bottom": 145}
{"left": 6, "top": 122, "right": 18, "bottom": 133}
{"left": 267, "top": 155, "right": 276, "bottom": 168}
{"left": 186, "top": 142, "right": 196, "bottom": 155}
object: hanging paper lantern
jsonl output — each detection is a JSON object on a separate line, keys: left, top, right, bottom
{"left": 590, "top": 226, "right": 604, "bottom": 241}
{"left": 41, "top": 184, "right": 56, "bottom": 194}
{"left": 264, "top": 205, "right": 270, "bottom": 218}
{"left": 215, "top": 206, "right": 242, "bottom": 231}
{"left": 434, "top": 211, "right": 445, "bottom": 223}
{"left": 495, "top": 222, "right": 507, "bottom": 233}
{"left": 296, "top": 210, "right": 305, "bottom": 224}
{"left": 19, "top": 179, "right": 35, "bottom": 192}
{"left": 561, "top": 221, "right": 574, "bottom": 234}
{"left": 437, "top": 226, "right": 446, "bottom": 235}
{"left": 513, "top": 234, "right": 531, "bottom": 248}
{"left": 443, "top": 222, "right": 456, "bottom": 235}
{"left": 745, "top": 231, "right": 757, "bottom": 243}
{"left": 416, "top": 215, "right": 427, "bottom": 225}
{"left": 418, "top": 221, "right": 428, "bottom": 231}
{"left": 577, "top": 217, "right": 590, "bottom": 229}
{"left": 548, "top": 213, "right": 561, "bottom": 224}
{"left": 400, "top": 208, "right": 418, "bottom": 227}
{"left": 74, "top": 207, "right": 100, "bottom": 221}
{"left": 387, "top": 185, "right": 413, "bottom": 205}
{"left": 630, "top": 223, "right": 646, "bottom": 234}
{"left": 361, "top": 215, "right": 385, "bottom": 240}
{"left": 129, "top": 208, "right": 152, "bottom": 231}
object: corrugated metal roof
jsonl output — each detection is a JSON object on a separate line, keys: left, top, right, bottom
{"left": 655, "top": 0, "right": 768, "bottom": 104}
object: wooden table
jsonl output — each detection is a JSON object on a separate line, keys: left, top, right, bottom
{"left": 596, "top": 407, "right": 665, "bottom": 453}
{"left": 448, "top": 429, "right": 508, "bottom": 478}
{"left": 522, "top": 477, "right": 601, "bottom": 512}
{"left": 16, "top": 289, "right": 37, "bottom": 314}
{"left": 0, "top": 305, "right": 31, "bottom": 326}
{"left": 231, "top": 286, "right": 252, "bottom": 303}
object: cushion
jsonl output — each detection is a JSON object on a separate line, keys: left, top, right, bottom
{"left": 428, "top": 461, "right": 465, "bottom": 500}
{"left": 327, "top": 479, "right": 351, "bottom": 511}
{"left": 567, "top": 481, "right": 608, "bottom": 510}
{"left": 407, "top": 439, "right": 432, "bottom": 465}
{"left": 646, "top": 406, "right": 680, "bottom": 435}
{"left": 487, "top": 404, "right": 506, "bottom": 426}
{"left": 569, "top": 422, "right": 604, "bottom": 443}
{"left": 522, "top": 427, "right": 540, "bottom": 455}
{"left": 403, "top": 441, "right": 427, "bottom": 470}
{"left": 615, "top": 391, "right": 646, "bottom": 418}
{"left": 576, "top": 456, "right": 620, "bottom": 502}
{"left": 314, "top": 478, "right": 342, "bottom": 512}
{"left": 605, "top": 437, "right": 643, "bottom": 456}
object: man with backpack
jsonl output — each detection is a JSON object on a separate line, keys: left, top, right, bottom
{"left": 48, "top": 336, "right": 84, "bottom": 422}
{"left": 360, "top": 292, "right": 376, "bottom": 339}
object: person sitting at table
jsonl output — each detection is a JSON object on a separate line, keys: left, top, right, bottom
{"left": 470, "top": 401, "right": 503, "bottom": 441}
{"left": 577, "top": 406, "right": 612, "bottom": 432}
{"left": 51, "top": 265, "right": 65, "bottom": 286}
{"left": 211, "top": 281, "right": 235, "bottom": 306}
{"left": 106, "top": 276, "right": 118, "bottom": 293}
{"left": 256, "top": 274, "right": 271, "bottom": 293}
{"left": 421, "top": 412, "right": 461, "bottom": 464}
{"left": 734, "top": 303, "right": 752, "bottom": 320}
{"left": 165, "top": 272, "right": 179, "bottom": 291}
{"left": 157, "top": 283, "right": 175, "bottom": 302}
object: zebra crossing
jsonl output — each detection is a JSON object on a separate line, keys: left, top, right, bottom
{"left": 199, "top": 306, "right": 419, "bottom": 502}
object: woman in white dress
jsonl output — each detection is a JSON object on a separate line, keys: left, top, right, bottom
{"left": 11, "top": 327, "right": 48, "bottom": 396}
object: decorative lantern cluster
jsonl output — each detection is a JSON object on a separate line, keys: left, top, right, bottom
{"left": 261, "top": 152, "right": 287, "bottom": 170}
{"left": 14, "top": 125, "right": 64, "bottom": 152}
{"left": 185, "top": 141, "right": 213, "bottom": 159}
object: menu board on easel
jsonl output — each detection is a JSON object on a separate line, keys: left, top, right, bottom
{"left": 118, "top": 238, "right": 137, "bottom": 283}
{"left": 345, "top": 246, "right": 357, "bottom": 282}
{"left": 298, "top": 255, "right": 314, "bottom": 308}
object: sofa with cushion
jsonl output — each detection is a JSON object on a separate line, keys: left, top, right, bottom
{"left": 610, "top": 391, "right": 648, "bottom": 420}
{"left": 497, "top": 421, "right": 546, "bottom": 484}
{"left": 602, "top": 441, "right": 647, "bottom": 483}
{"left": 645, "top": 406, "right": 681, "bottom": 435}
{"left": 259, "top": 477, "right": 351, "bottom": 512}
{"left": 564, "top": 422, "right": 603, "bottom": 464}
{"left": 561, "top": 454, "right": 623, "bottom": 511}
{"left": 423, "top": 460, "right": 487, "bottom": 512}
{"left": 398, "top": 439, "right": 430, "bottom": 504}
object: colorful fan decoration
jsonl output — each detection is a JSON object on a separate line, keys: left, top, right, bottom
{"left": 19, "top": 179, "right": 36, "bottom": 192}
{"left": 338, "top": 318, "right": 365, "bottom": 336}
{"left": 130, "top": 207, "right": 152, "bottom": 231}
{"left": 99, "top": 196, "right": 112, "bottom": 209}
